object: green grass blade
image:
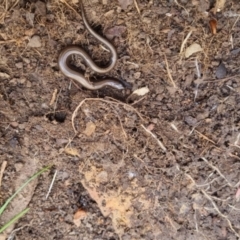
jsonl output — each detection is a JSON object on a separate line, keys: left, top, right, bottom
{"left": 0, "top": 208, "right": 30, "bottom": 233}
{"left": 0, "top": 165, "right": 51, "bottom": 216}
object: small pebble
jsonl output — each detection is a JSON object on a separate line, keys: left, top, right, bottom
{"left": 15, "top": 62, "right": 23, "bottom": 68}
{"left": 216, "top": 62, "right": 227, "bottom": 79}
{"left": 10, "top": 122, "right": 19, "bottom": 128}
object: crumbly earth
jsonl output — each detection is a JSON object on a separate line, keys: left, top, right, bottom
{"left": 1, "top": 0, "right": 240, "bottom": 239}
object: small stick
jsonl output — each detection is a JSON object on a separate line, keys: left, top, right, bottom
{"left": 195, "top": 130, "right": 216, "bottom": 144}
{"left": 134, "top": 0, "right": 140, "bottom": 14}
{"left": 141, "top": 124, "right": 166, "bottom": 152}
{"left": 46, "top": 170, "right": 58, "bottom": 200}
{"left": 180, "top": 30, "right": 192, "bottom": 54}
{"left": 164, "top": 53, "right": 177, "bottom": 88}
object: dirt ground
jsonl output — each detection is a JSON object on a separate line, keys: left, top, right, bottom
{"left": 1, "top": 0, "right": 240, "bottom": 239}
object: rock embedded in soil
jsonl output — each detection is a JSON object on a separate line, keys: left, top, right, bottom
{"left": 216, "top": 62, "right": 227, "bottom": 79}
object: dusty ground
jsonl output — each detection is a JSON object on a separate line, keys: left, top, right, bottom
{"left": 1, "top": 0, "right": 240, "bottom": 239}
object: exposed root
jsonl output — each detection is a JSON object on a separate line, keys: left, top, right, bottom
{"left": 185, "top": 173, "right": 240, "bottom": 239}
{"left": 201, "top": 157, "right": 233, "bottom": 187}
{"left": 201, "top": 189, "right": 240, "bottom": 239}
{"left": 72, "top": 98, "right": 143, "bottom": 134}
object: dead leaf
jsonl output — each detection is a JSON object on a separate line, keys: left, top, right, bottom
{"left": 132, "top": 87, "right": 149, "bottom": 96}
{"left": 213, "top": 0, "right": 226, "bottom": 13}
{"left": 28, "top": 35, "right": 41, "bottom": 48}
{"left": 83, "top": 122, "right": 96, "bottom": 136}
{"left": 64, "top": 148, "right": 80, "bottom": 157}
{"left": 185, "top": 43, "right": 203, "bottom": 58}
{"left": 73, "top": 209, "right": 88, "bottom": 227}
{"left": 209, "top": 18, "right": 217, "bottom": 34}
{"left": 118, "top": 0, "right": 133, "bottom": 10}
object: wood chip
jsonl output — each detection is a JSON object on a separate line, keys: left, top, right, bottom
{"left": 185, "top": 43, "right": 203, "bottom": 58}
{"left": 73, "top": 209, "right": 88, "bottom": 227}
{"left": 83, "top": 122, "right": 96, "bottom": 137}
{"left": 64, "top": 148, "right": 80, "bottom": 157}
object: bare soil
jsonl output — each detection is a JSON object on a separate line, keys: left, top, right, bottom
{"left": 1, "top": 0, "right": 240, "bottom": 239}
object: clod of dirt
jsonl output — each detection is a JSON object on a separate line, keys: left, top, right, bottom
{"left": 118, "top": 0, "right": 133, "bottom": 10}
{"left": 216, "top": 62, "right": 227, "bottom": 79}
{"left": 28, "top": 35, "right": 42, "bottom": 48}
{"left": 231, "top": 48, "right": 240, "bottom": 55}
{"left": 25, "top": 12, "right": 35, "bottom": 26}
{"left": 105, "top": 25, "right": 127, "bottom": 40}
{"left": 34, "top": 1, "right": 47, "bottom": 16}
{"left": 0, "top": 72, "right": 10, "bottom": 79}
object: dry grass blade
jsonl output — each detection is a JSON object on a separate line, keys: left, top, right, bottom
{"left": 45, "top": 170, "right": 58, "bottom": 200}
{"left": 141, "top": 124, "right": 166, "bottom": 152}
{"left": 180, "top": 30, "right": 192, "bottom": 54}
{"left": 133, "top": 0, "right": 140, "bottom": 14}
{"left": 195, "top": 130, "right": 216, "bottom": 144}
{"left": 164, "top": 54, "right": 177, "bottom": 88}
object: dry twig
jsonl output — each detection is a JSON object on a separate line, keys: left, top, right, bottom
{"left": 180, "top": 31, "right": 192, "bottom": 54}
{"left": 133, "top": 0, "right": 140, "bottom": 14}
{"left": 164, "top": 53, "right": 177, "bottom": 88}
